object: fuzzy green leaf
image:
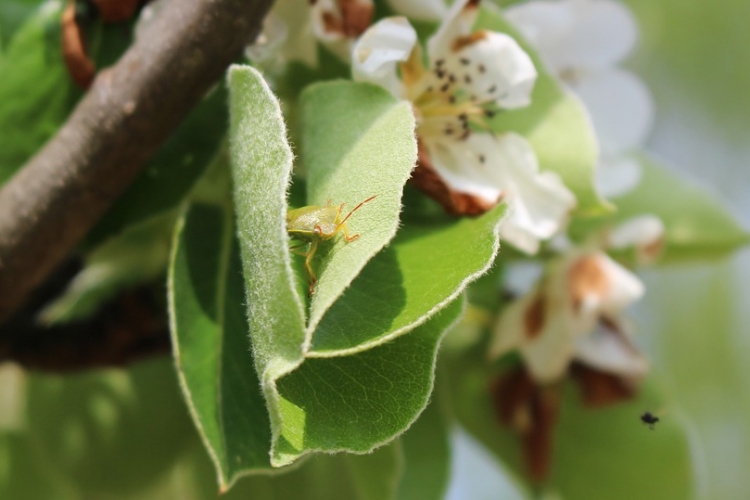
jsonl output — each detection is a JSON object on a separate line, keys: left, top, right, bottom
{"left": 309, "top": 205, "right": 506, "bottom": 355}
{"left": 273, "top": 299, "right": 463, "bottom": 464}
{"left": 476, "top": 5, "right": 610, "bottom": 215}
{"left": 442, "top": 347, "right": 694, "bottom": 499}
{"left": 300, "top": 80, "right": 418, "bottom": 331}
{"left": 228, "top": 65, "right": 308, "bottom": 468}
{"left": 169, "top": 198, "right": 274, "bottom": 490}
{"left": 219, "top": 66, "right": 503, "bottom": 479}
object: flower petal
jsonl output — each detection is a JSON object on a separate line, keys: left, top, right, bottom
{"left": 506, "top": 0, "right": 638, "bottom": 71}
{"left": 443, "top": 31, "right": 537, "bottom": 109}
{"left": 352, "top": 17, "right": 418, "bottom": 97}
{"left": 488, "top": 292, "right": 530, "bottom": 360}
{"left": 608, "top": 214, "right": 665, "bottom": 263}
{"left": 573, "top": 68, "right": 654, "bottom": 154}
{"left": 522, "top": 320, "right": 578, "bottom": 383}
{"left": 269, "top": 0, "right": 318, "bottom": 66}
{"left": 310, "top": 0, "right": 373, "bottom": 41}
{"left": 386, "top": 0, "right": 448, "bottom": 22}
{"left": 608, "top": 215, "right": 665, "bottom": 250}
{"left": 504, "top": 261, "right": 544, "bottom": 296}
{"left": 425, "top": 133, "right": 575, "bottom": 254}
{"left": 427, "top": 0, "right": 480, "bottom": 60}
{"left": 245, "top": 12, "right": 290, "bottom": 64}
{"left": 595, "top": 154, "right": 642, "bottom": 198}
{"left": 491, "top": 135, "right": 577, "bottom": 253}
{"left": 421, "top": 133, "right": 504, "bottom": 204}
{"left": 574, "top": 321, "right": 648, "bottom": 378}
{"left": 491, "top": 289, "right": 578, "bottom": 382}
{"left": 594, "top": 253, "right": 645, "bottom": 313}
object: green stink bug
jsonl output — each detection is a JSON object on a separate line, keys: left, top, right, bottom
{"left": 287, "top": 196, "right": 376, "bottom": 296}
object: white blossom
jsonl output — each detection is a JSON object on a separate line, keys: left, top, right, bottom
{"left": 353, "top": 0, "right": 576, "bottom": 254}
{"left": 489, "top": 249, "right": 645, "bottom": 383}
{"left": 246, "top": 0, "right": 373, "bottom": 67}
{"left": 506, "top": 0, "right": 654, "bottom": 198}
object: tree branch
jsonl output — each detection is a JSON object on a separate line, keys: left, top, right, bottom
{"left": 0, "top": 0, "right": 273, "bottom": 323}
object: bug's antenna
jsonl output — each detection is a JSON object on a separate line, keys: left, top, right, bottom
{"left": 336, "top": 195, "right": 376, "bottom": 230}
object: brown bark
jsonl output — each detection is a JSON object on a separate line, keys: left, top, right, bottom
{"left": 0, "top": 0, "right": 274, "bottom": 323}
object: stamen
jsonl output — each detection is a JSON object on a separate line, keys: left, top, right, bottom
{"left": 478, "top": 64, "right": 486, "bottom": 73}
{"left": 440, "top": 82, "right": 450, "bottom": 92}
{"left": 464, "top": 75, "right": 472, "bottom": 84}
{"left": 487, "top": 85, "right": 496, "bottom": 94}
{"left": 479, "top": 154, "right": 485, "bottom": 163}
{"left": 460, "top": 58, "right": 471, "bottom": 65}
{"left": 435, "top": 59, "right": 445, "bottom": 67}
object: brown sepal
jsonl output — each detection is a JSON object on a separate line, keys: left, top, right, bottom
{"left": 412, "top": 140, "right": 498, "bottom": 216}
{"left": 91, "top": 0, "right": 140, "bottom": 23}
{"left": 571, "top": 362, "right": 637, "bottom": 409}
{"left": 338, "top": 0, "right": 373, "bottom": 38}
{"left": 491, "top": 368, "right": 562, "bottom": 483}
{"left": 61, "top": 0, "right": 96, "bottom": 89}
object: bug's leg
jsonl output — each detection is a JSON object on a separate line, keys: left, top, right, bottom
{"left": 341, "top": 224, "right": 360, "bottom": 242}
{"left": 290, "top": 242, "right": 309, "bottom": 256}
{"left": 305, "top": 239, "right": 319, "bottom": 296}
{"left": 332, "top": 195, "right": 376, "bottom": 240}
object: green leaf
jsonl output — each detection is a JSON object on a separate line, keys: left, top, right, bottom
{"left": 309, "top": 205, "right": 506, "bottom": 355}
{"left": 300, "top": 80, "right": 418, "bottom": 330}
{"left": 39, "top": 212, "right": 174, "bottom": 325}
{"left": 228, "top": 64, "right": 308, "bottom": 467}
{"left": 88, "top": 86, "right": 228, "bottom": 245}
{"left": 442, "top": 346, "right": 695, "bottom": 499}
{"left": 396, "top": 395, "right": 452, "bottom": 500}
{"left": 218, "top": 66, "right": 502, "bottom": 480}
{"left": 149, "top": 434, "right": 404, "bottom": 500}
{"left": 169, "top": 198, "right": 274, "bottom": 490}
{"left": 475, "top": 5, "right": 610, "bottom": 215}
{"left": 1, "top": 359, "right": 197, "bottom": 497}
{"left": 611, "top": 154, "right": 749, "bottom": 261}
{"left": 273, "top": 300, "right": 462, "bottom": 464}
{"left": 0, "top": 0, "right": 37, "bottom": 46}
{"left": 640, "top": 254, "right": 750, "bottom": 499}
{"left": 570, "top": 154, "right": 750, "bottom": 262}
{"left": 0, "top": 1, "right": 79, "bottom": 184}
